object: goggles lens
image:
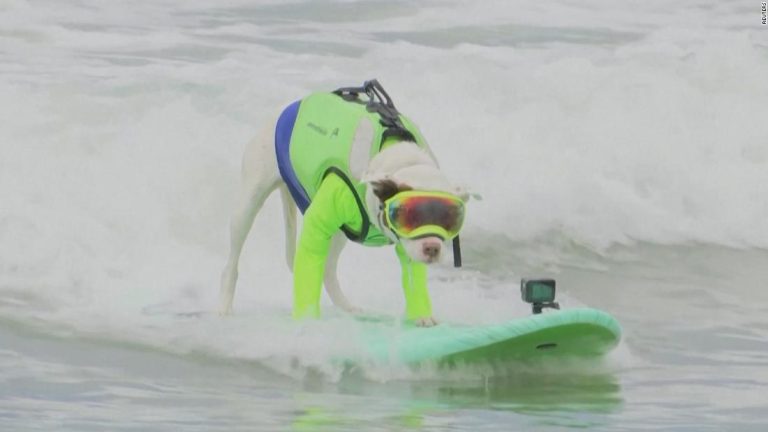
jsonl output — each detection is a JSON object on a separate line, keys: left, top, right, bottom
{"left": 384, "top": 191, "right": 465, "bottom": 239}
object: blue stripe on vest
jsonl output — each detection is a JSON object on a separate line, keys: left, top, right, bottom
{"left": 275, "top": 100, "right": 311, "bottom": 213}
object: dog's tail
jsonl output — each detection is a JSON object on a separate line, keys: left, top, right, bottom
{"left": 279, "top": 184, "right": 297, "bottom": 271}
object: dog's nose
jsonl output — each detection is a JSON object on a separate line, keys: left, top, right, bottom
{"left": 423, "top": 240, "right": 441, "bottom": 259}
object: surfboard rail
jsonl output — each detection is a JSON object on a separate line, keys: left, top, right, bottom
{"left": 362, "top": 308, "right": 622, "bottom": 367}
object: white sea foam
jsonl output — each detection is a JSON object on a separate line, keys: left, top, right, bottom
{"left": 0, "top": 0, "right": 766, "bottom": 375}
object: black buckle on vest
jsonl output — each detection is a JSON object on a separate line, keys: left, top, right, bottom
{"left": 333, "top": 79, "right": 415, "bottom": 144}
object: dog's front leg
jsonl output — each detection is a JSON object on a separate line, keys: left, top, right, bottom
{"left": 323, "top": 233, "right": 360, "bottom": 313}
{"left": 395, "top": 243, "right": 437, "bottom": 327}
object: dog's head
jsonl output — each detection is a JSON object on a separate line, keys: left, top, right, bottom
{"left": 363, "top": 143, "right": 468, "bottom": 264}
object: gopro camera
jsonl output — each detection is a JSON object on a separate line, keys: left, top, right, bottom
{"left": 520, "top": 278, "right": 560, "bottom": 314}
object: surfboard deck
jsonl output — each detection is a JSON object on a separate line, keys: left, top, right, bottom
{"left": 359, "top": 308, "right": 621, "bottom": 367}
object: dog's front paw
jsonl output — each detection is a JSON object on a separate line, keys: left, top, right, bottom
{"left": 414, "top": 316, "right": 438, "bottom": 327}
{"left": 342, "top": 305, "right": 365, "bottom": 315}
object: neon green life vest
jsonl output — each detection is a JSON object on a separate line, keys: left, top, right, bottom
{"left": 287, "top": 91, "right": 429, "bottom": 246}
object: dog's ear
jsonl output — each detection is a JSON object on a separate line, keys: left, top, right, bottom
{"left": 454, "top": 186, "right": 470, "bottom": 202}
{"left": 453, "top": 185, "right": 480, "bottom": 202}
{"left": 370, "top": 178, "right": 400, "bottom": 202}
{"left": 371, "top": 178, "right": 412, "bottom": 202}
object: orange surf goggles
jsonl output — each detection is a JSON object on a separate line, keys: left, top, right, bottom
{"left": 383, "top": 191, "right": 465, "bottom": 240}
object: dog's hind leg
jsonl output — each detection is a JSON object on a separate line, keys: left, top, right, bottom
{"left": 323, "top": 233, "right": 359, "bottom": 313}
{"left": 219, "top": 132, "right": 280, "bottom": 315}
{"left": 279, "top": 184, "right": 297, "bottom": 271}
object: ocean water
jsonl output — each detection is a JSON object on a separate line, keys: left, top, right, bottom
{"left": 1, "top": 0, "right": 768, "bottom": 430}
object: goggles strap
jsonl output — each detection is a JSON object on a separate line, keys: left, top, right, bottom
{"left": 452, "top": 235, "right": 462, "bottom": 268}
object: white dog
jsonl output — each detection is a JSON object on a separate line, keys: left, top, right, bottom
{"left": 219, "top": 81, "right": 466, "bottom": 326}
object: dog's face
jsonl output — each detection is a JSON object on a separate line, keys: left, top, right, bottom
{"left": 368, "top": 179, "right": 446, "bottom": 263}
{"left": 363, "top": 142, "right": 468, "bottom": 264}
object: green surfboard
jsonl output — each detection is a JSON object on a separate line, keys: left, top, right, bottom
{"left": 360, "top": 308, "right": 621, "bottom": 367}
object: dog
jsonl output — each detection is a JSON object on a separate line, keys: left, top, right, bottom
{"left": 219, "top": 81, "right": 467, "bottom": 327}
